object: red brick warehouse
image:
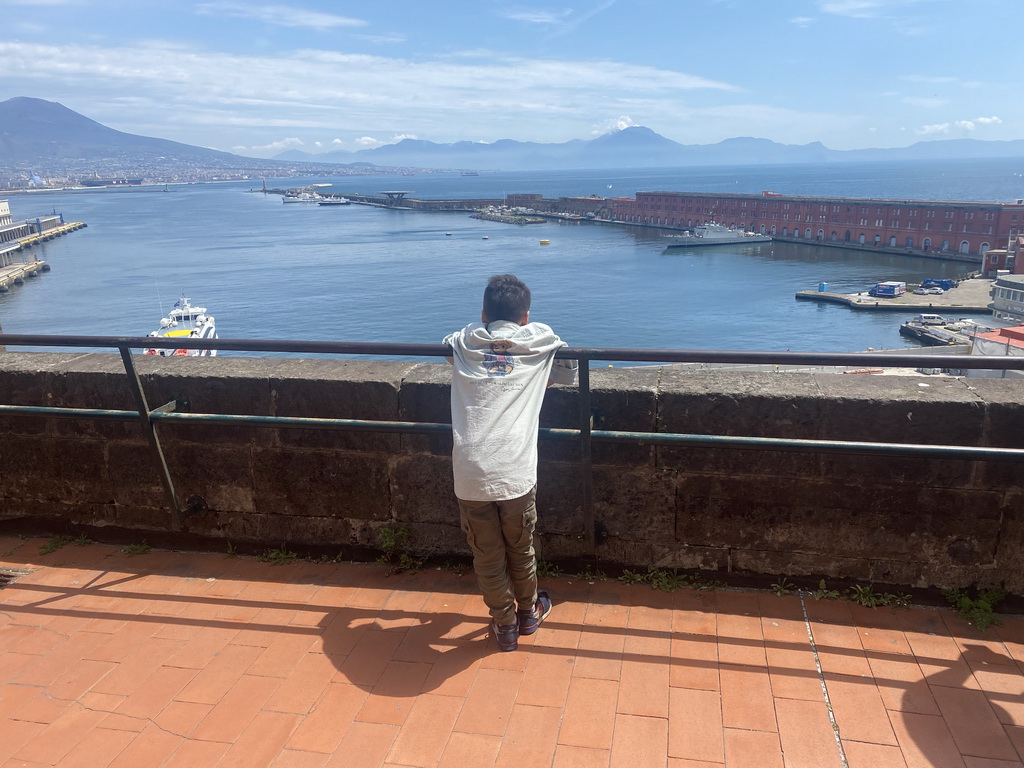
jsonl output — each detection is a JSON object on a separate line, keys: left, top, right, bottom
{"left": 611, "top": 191, "right": 1024, "bottom": 258}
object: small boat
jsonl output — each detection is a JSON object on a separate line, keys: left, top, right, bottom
{"left": 898, "top": 316, "right": 992, "bottom": 347}
{"left": 282, "top": 192, "right": 321, "bottom": 203}
{"left": 539, "top": 239, "right": 551, "bottom": 245}
{"left": 460, "top": 171, "right": 479, "bottom": 176}
{"left": 664, "top": 222, "right": 772, "bottom": 248}
{"left": 166, "top": 296, "right": 207, "bottom": 324}
{"left": 317, "top": 197, "right": 350, "bottom": 206}
{"left": 143, "top": 297, "right": 217, "bottom": 357}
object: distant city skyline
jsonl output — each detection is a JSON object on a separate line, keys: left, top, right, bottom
{"left": 0, "top": 0, "right": 1017, "bottom": 158}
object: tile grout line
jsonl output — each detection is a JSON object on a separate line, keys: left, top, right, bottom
{"left": 798, "top": 593, "right": 850, "bottom": 768}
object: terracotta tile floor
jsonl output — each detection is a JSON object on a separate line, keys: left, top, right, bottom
{"left": 1, "top": 536, "right": 1023, "bottom": 768}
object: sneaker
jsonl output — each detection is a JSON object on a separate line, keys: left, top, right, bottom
{"left": 491, "top": 618, "right": 519, "bottom": 652}
{"left": 517, "top": 590, "right": 552, "bottom": 636}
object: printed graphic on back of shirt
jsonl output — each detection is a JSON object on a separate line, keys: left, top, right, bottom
{"left": 483, "top": 340, "right": 516, "bottom": 376}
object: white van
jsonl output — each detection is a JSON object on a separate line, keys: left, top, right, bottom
{"left": 914, "top": 314, "right": 947, "bottom": 326}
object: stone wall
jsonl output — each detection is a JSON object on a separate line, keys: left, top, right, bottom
{"left": 1, "top": 352, "right": 1022, "bottom": 594}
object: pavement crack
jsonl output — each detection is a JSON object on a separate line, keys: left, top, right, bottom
{"left": 798, "top": 591, "right": 850, "bottom": 768}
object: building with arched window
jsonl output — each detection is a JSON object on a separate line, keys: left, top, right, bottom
{"left": 610, "top": 191, "right": 1024, "bottom": 259}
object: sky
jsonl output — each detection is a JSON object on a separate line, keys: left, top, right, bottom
{"left": 0, "top": 0, "right": 1019, "bottom": 158}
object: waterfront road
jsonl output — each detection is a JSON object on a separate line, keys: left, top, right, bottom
{"left": 1, "top": 536, "right": 1022, "bottom": 767}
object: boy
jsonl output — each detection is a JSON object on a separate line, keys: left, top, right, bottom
{"left": 443, "top": 274, "right": 577, "bottom": 651}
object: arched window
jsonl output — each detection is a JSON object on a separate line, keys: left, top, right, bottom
{"left": 844, "top": 230, "right": 851, "bottom": 242}
{"left": 782, "top": 227, "right": 789, "bottom": 236}
{"left": 923, "top": 238, "right": 931, "bottom": 249}
{"left": 874, "top": 235, "right": 882, "bottom": 244}
{"left": 858, "top": 233, "right": 866, "bottom": 244}
{"left": 817, "top": 229, "right": 824, "bottom": 240}
{"left": 905, "top": 236, "right": 914, "bottom": 248}
{"left": 888, "top": 236, "right": 897, "bottom": 247}
{"left": 959, "top": 240, "right": 970, "bottom": 254}
{"left": 771, "top": 225, "right": 777, "bottom": 235}
{"left": 941, "top": 240, "right": 950, "bottom": 251}
{"left": 805, "top": 228, "right": 812, "bottom": 238}
{"left": 980, "top": 242, "right": 991, "bottom": 255}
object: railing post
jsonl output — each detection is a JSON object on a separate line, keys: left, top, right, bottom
{"left": 117, "top": 347, "right": 185, "bottom": 526}
{"left": 578, "top": 361, "right": 595, "bottom": 553}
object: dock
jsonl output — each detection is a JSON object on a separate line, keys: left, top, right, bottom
{"left": 0, "top": 260, "right": 48, "bottom": 292}
{"left": 796, "top": 276, "right": 994, "bottom": 313}
{"left": 0, "top": 221, "right": 85, "bottom": 292}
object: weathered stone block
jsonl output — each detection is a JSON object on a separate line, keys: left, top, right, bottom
{"left": 398, "top": 364, "right": 453, "bottom": 456}
{"left": 537, "top": 461, "right": 585, "bottom": 535}
{"left": 140, "top": 356, "right": 283, "bottom": 447}
{"left": 729, "top": 549, "right": 873, "bottom": 581}
{"left": 252, "top": 448, "right": 390, "bottom": 520}
{"left": 592, "top": 467, "right": 675, "bottom": 542}
{"left": 0, "top": 434, "right": 113, "bottom": 505}
{"left": 813, "top": 374, "right": 986, "bottom": 444}
{"left": 590, "top": 366, "right": 663, "bottom": 467}
{"left": 162, "top": 441, "right": 256, "bottom": 515}
{"left": 274, "top": 359, "right": 413, "bottom": 453}
{"left": 106, "top": 440, "right": 172, "bottom": 510}
{"left": 657, "top": 371, "right": 825, "bottom": 478}
{"left": 392, "top": 454, "right": 457, "bottom": 525}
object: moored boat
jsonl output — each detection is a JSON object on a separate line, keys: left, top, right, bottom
{"left": 143, "top": 297, "right": 217, "bottom": 356}
{"left": 317, "top": 197, "right": 351, "bottom": 206}
{"left": 664, "top": 222, "right": 772, "bottom": 248}
{"left": 898, "top": 316, "right": 992, "bottom": 347}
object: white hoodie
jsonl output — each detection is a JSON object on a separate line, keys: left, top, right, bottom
{"left": 443, "top": 320, "right": 577, "bottom": 501}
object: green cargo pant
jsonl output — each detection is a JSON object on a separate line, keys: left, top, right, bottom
{"left": 458, "top": 487, "right": 538, "bottom": 627}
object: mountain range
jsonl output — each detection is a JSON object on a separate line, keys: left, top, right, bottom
{"left": 0, "top": 97, "right": 372, "bottom": 176}
{"left": 278, "top": 126, "right": 1024, "bottom": 169}
{"left": 3, "top": 96, "right": 1024, "bottom": 176}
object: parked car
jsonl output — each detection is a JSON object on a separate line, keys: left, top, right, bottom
{"left": 925, "top": 287, "right": 944, "bottom": 295}
{"left": 913, "top": 287, "right": 929, "bottom": 295}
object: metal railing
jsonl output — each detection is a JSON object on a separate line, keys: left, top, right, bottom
{"left": 3, "top": 333, "right": 1024, "bottom": 552}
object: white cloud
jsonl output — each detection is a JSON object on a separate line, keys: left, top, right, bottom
{"left": 819, "top": 0, "right": 887, "bottom": 18}
{"left": 356, "top": 33, "right": 406, "bottom": 44}
{"left": 914, "top": 116, "right": 1002, "bottom": 135}
{"left": 502, "top": 8, "right": 574, "bottom": 24}
{"left": 790, "top": 16, "right": 814, "bottom": 26}
{"left": 195, "top": 2, "right": 367, "bottom": 30}
{"left": 352, "top": 133, "right": 417, "bottom": 149}
{"left": 0, "top": 39, "right": 748, "bottom": 152}
{"left": 231, "top": 137, "right": 305, "bottom": 154}
{"left": 592, "top": 115, "right": 637, "bottom": 135}
{"left": 331, "top": 138, "right": 344, "bottom": 145}
{"left": 819, "top": 0, "right": 939, "bottom": 21}
{"left": 501, "top": 1, "right": 617, "bottom": 36}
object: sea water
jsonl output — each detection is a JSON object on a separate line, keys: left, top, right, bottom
{"left": 2, "top": 158, "right": 1022, "bottom": 357}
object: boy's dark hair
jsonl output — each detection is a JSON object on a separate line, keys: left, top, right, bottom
{"left": 483, "top": 274, "right": 531, "bottom": 322}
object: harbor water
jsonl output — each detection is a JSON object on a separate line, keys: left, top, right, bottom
{"left": 1, "top": 159, "right": 1022, "bottom": 357}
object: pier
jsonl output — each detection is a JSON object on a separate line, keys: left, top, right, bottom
{"left": 0, "top": 259, "right": 48, "bottom": 292}
{"left": 795, "top": 276, "right": 995, "bottom": 313}
{"left": 0, "top": 219, "right": 86, "bottom": 292}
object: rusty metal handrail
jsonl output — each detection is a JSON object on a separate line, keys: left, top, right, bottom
{"left": 2, "top": 333, "right": 1023, "bottom": 545}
